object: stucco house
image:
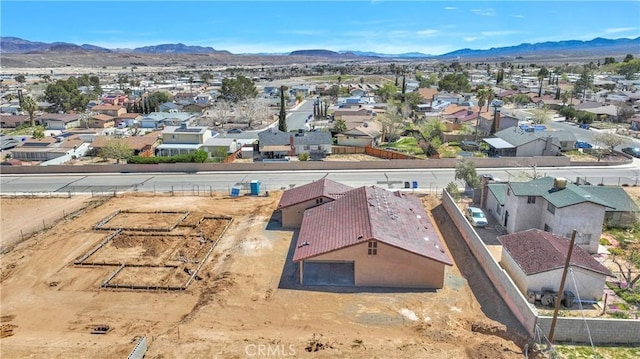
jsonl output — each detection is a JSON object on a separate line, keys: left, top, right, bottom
{"left": 90, "top": 105, "right": 126, "bottom": 117}
{"left": 579, "top": 186, "right": 640, "bottom": 228}
{"left": 499, "top": 229, "right": 613, "bottom": 302}
{"left": 483, "top": 127, "right": 564, "bottom": 157}
{"left": 41, "top": 114, "right": 80, "bottom": 130}
{"left": 335, "top": 121, "right": 383, "bottom": 147}
{"left": 485, "top": 177, "right": 614, "bottom": 253}
{"left": 258, "top": 129, "right": 332, "bottom": 159}
{"left": 156, "top": 124, "right": 212, "bottom": 156}
{"left": 89, "top": 114, "right": 115, "bottom": 128}
{"left": 293, "top": 185, "right": 453, "bottom": 288}
{"left": 277, "top": 178, "right": 353, "bottom": 228}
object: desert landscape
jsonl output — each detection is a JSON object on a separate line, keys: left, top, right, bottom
{"left": 0, "top": 191, "right": 528, "bottom": 358}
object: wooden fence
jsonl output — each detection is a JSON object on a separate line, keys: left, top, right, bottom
{"left": 364, "top": 146, "right": 420, "bottom": 160}
{"left": 331, "top": 146, "right": 366, "bottom": 155}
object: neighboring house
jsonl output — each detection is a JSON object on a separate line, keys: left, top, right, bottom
{"left": 91, "top": 133, "right": 161, "bottom": 157}
{"left": 9, "top": 136, "right": 89, "bottom": 163}
{"left": 499, "top": 229, "right": 613, "bottom": 301}
{"left": 90, "top": 105, "right": 126, "bottom": 117}
{"left": 579, "top": 186, "right": 640, "bottom": 228}
{"left": 195, "top": 93, "right": 211, "bottom": 105}
{"left": 182, "top": 103, "right": 207, "bottom": 114}
{"left": 41, "top": 114, "right": 80, "bottom": 130}
{"left": 115, "top": 113, "right": 142, "bottom": 127}
{"left": 202, "top": 137, "right": 255, "bottom": 157}
{"left": 477, "top": 112, "right": 519, "bottom": 135}
{"left": 483, "top": 127, "right": 562, "bottom": 157}
{"left": 336, "top": 121, "right": 383, "bottom": 147}
{"left": 258, "top": 129, "right": 332, "bottom": 159}
{"left": 159, "top": 102, "right": 181, "bottom": 112}
{"left": 290, "top": 85, "right": 310, "bottom": 97}
{"left": 173, "top": 92, "right": 197, "bottom": 104}
{"left": 102, "top": 94, "right": 128, "bottom": 106}
{"left": 0, "top": 114, "right": 35, "bottom": 128}
{"left": 350, "top": 88, "right": 366, "bottom": 97}
{"left": 485, "top": 177, "right": 613, "bottom": 253}
{"left": 277, "top": 178, "right": 353, "bottom": 228}
{"left": 292, "top": 185, "right": 453, "bottom": 288}
{"left": 156, "top": 124, "right": 212, "bottom": 156}
{"left": 89, "top": 114, "right": 115, "bottom": 128}
{"left": 140, "top": 112, "right": 195, "bottom": 129}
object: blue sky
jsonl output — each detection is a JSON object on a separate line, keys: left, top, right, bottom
{"left": 2, "top": 1, "right": 639, "bottom": 55}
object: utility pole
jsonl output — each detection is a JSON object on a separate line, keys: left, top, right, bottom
{"left": 548, "top": 229, "right": 577, "bottom": 343}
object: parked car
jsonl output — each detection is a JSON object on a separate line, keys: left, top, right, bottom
{"left": 460, "top": 140, "right": 480, "bottom": 151}
{"left": 574, "top": 141, "right": 593, "bottom": 149}
{"left": 227, "top": 128, "right": 243, "bottom": 134}
{"left": 465, "top": 207, "right": 488, "bottom": 228}
{"left": 621, "top": 147, "right": 640, "bottom": 158}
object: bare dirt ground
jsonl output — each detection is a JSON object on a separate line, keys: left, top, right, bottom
{"left": 0, "top": 195, "right": 96, "bottom": 253}
{"left": 0, "top": 192, "right": 524, "bottom": 358}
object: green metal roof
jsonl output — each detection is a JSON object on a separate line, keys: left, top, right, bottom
{"left": 581, "top": 186, "right": 640, "bottom": 212}
{"left": 508, "top": 177, "right": 613, "bottom": 209}
{"left": 488, "top": 183, "right": 507, "bottom": 205}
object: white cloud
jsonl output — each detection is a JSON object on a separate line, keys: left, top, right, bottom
{"left": 471, "top": 9, "right": 496, "bottom": 16}
{"left": 444, "top": 7, "right": 457, "bottom": 10}
{"left": 511, "top": 14, "right": 525, "bottom": 18}
{"left": 604, "top": 27, "right": 636, "bottom": 34}
{"left": 464, "top": 37, "right": 479, "bottom": 42}
{"left": 416, "top": 29, "right": 438, "bottom": 37}
{"left": 480, "top": 30, "right": 519, "bottom": 37}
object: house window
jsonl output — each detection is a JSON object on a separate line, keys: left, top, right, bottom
{"left": 527, "top": 196, "right": 536, "bottom": 204}
{"left": 496, "top": 203, "right": 502, "bottom": 215}
{"left": 368, "top": 241, "right": 377, "bottom": 255}
{"left": 315, "top": 198, "right": 324, "bottom": 204}
{"left": 304, "top": 145, "right": 310, "bottom": 150}
{"left": 507, "top": 187, "right": 511, "bottom": 196}
{"left": 544, "top": 224, "right": 552, "bottom": 232}
{"left": 547, "top": 202, "right": 556, "bottom": 214}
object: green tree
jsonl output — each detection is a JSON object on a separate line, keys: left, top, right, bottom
{"left": 559, "top": 106, "right": 578, "bottom": 122}
{"left": 446, "top": 182, "right": 461, "bottom": 201}
{"left": 609, "top": 241, "right": 640, "bottom": 290}
{"left": 99, "top": 138, "right": 133, "bottom": 164}
{"left": 455, "top": 158, "right": 480, "bottom": 189}
{"left": 221, "top": 75, "right": 258, "bottom": 103}
{"left": 44, "top": 78, "right": 89, "bottom": 112}
{"left": 577, "top": 111, "right": 596, "bottom": 124}
{"left": 278, "top": 86, "right": 287, "bottom": 132}
{"left": 375, "top": 82, "right": 398, "bottom": 102}
{"left": 21, "top": 96, "right": 38, "bottom": 127}
{"left": 378, "top": 103, "right": 407, "bottom": 142}
{"left": 617, "top": 103, "right": 636, "bottom": 123}
{"left": 420, "top": 117, "right": 446, "bottom": 142}
{"left": 438, "top": 73, "right": 470, "bottom": 93}
{"left": 574, "top": 68, "right": 594, "bottom": 99}
{"left": 510, "top": 93, "right": 531, "bottom": 107}
{"left": 404, "top": 91, "right": 423, "bottom": 108}
{"left": 14, "top": 75, "right": 25, "bottom": 83}
{"left": 476, "top": 88, "right": 494, "bottom": 112}
{"left": 604, "top": 57, "right": 616, "bottom": 65}
{"left": 537, "top": 67, "right": 549, "bottom": 97}
{"left": 616, "top": 59, "right": 640, "bottom": 80}
{"left": 623, "top": 54, "right": 634, "bottom": 63}
{"left": 191, "top": 149, "right": 209, "bottom": 163}
{"left": 32, "top": 126, "right": 45, "bottom": 140}
{"left": 332, "top": 118, "right": 347, "bottom": 133}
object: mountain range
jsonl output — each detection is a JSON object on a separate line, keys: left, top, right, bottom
{"left": 1, "top": 36, "right": 639, "bottom": 60}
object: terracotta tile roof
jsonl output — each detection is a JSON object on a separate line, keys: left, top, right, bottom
{"left": 293, "top": 186, "right": 453, "bottom": 265}
{"left": 418, "top": 88, "right": 438, "bottom": 100}
{"left": 498, "top": 229, "right": 612, "bottom": 276}
{"left": 91, "top": 114, "right": 114, "bottom": 121}
{"left": 277, "top": 178, "right": 353, "bottom": 209}
{"left": 117, "top": 113, "right": 142, "bottom": 119}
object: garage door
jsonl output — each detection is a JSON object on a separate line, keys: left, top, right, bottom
{"left": 303, "top": 261, "right": 354, "bottom": 286}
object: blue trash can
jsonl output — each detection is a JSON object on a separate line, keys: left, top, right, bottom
{"left": 412, "top": 181, "right": 418, "bottom": 189}
{"left": 231, "top": 187, "right": 240, "bottom": 197}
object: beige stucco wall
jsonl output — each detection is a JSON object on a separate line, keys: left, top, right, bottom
{"left": 281, "top": 197, "right": 331, "bottom": 228}
{"left": 546, "top": 202, "right": 605, "bottom": 254}
{"left": 501, "top": 249, "right": 606, "bottom": 301}
{"left": 337, "top": 136, "right": 372, "bottom": 147}
{"left": 308, "top": 241, "right": 446, "bottom": 288}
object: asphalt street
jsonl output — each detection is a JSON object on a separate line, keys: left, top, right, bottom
{"left": 1, "top": 164, "right": 638, "bottom": 195}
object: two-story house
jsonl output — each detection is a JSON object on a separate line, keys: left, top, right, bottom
{"left": 258, "top": 129, "right": 332, "bottom": 160}
{"left": 156, "top": 124, "right": 213, "bottom": 156}
{"left": 90, "top": 105, "right": 126, "bottom": 117}
{"left": 485, "top": 177, "right": 614, "bottom": 253}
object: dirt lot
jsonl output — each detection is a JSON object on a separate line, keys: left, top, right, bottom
{"left": 0, "top": 192, "right": 524, "bottom": 358}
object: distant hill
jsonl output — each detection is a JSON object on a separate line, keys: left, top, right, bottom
{"left": 438, "top": 37, "right": 640, "bottom": 60}
{"left": 132, "top": 43, "right": 230, "bottom": 55}
{"left": 289, "top": 49, "right": 343, "bottom": 57}
{"left": 343, "top": 50, "right": 432, "bottom": 58}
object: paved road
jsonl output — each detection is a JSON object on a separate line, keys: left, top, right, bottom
{"left": 1, "top": 164, "right": 638, "bottom": 195}
{"left": 286, "top": 99, "right": 315, "bottom": 130}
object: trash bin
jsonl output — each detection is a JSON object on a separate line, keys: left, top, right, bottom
{"left": 404, "top": 181, "right": 410, "bottom": 188}
{"left": 412, "top": 181, "right": 418, "bottom": 189}
{"left": 231, "top": 187, "right": 240, "bottom": 197}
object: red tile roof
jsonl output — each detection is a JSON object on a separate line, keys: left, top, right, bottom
{"left": 277, "top": 178, "right": 353, "bottom": 209}
{"left": 293, "top": 186, "right": 453, "bottom": 265}
{"left": 498, "top": 229, "right": 612, "bottom": 276}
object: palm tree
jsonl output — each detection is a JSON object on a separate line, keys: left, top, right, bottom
{"left": 477, "top": 88, "right": 495, "bottom": 112}
{"left": 21, "top": 96, "right": 38, "bottom": 128}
